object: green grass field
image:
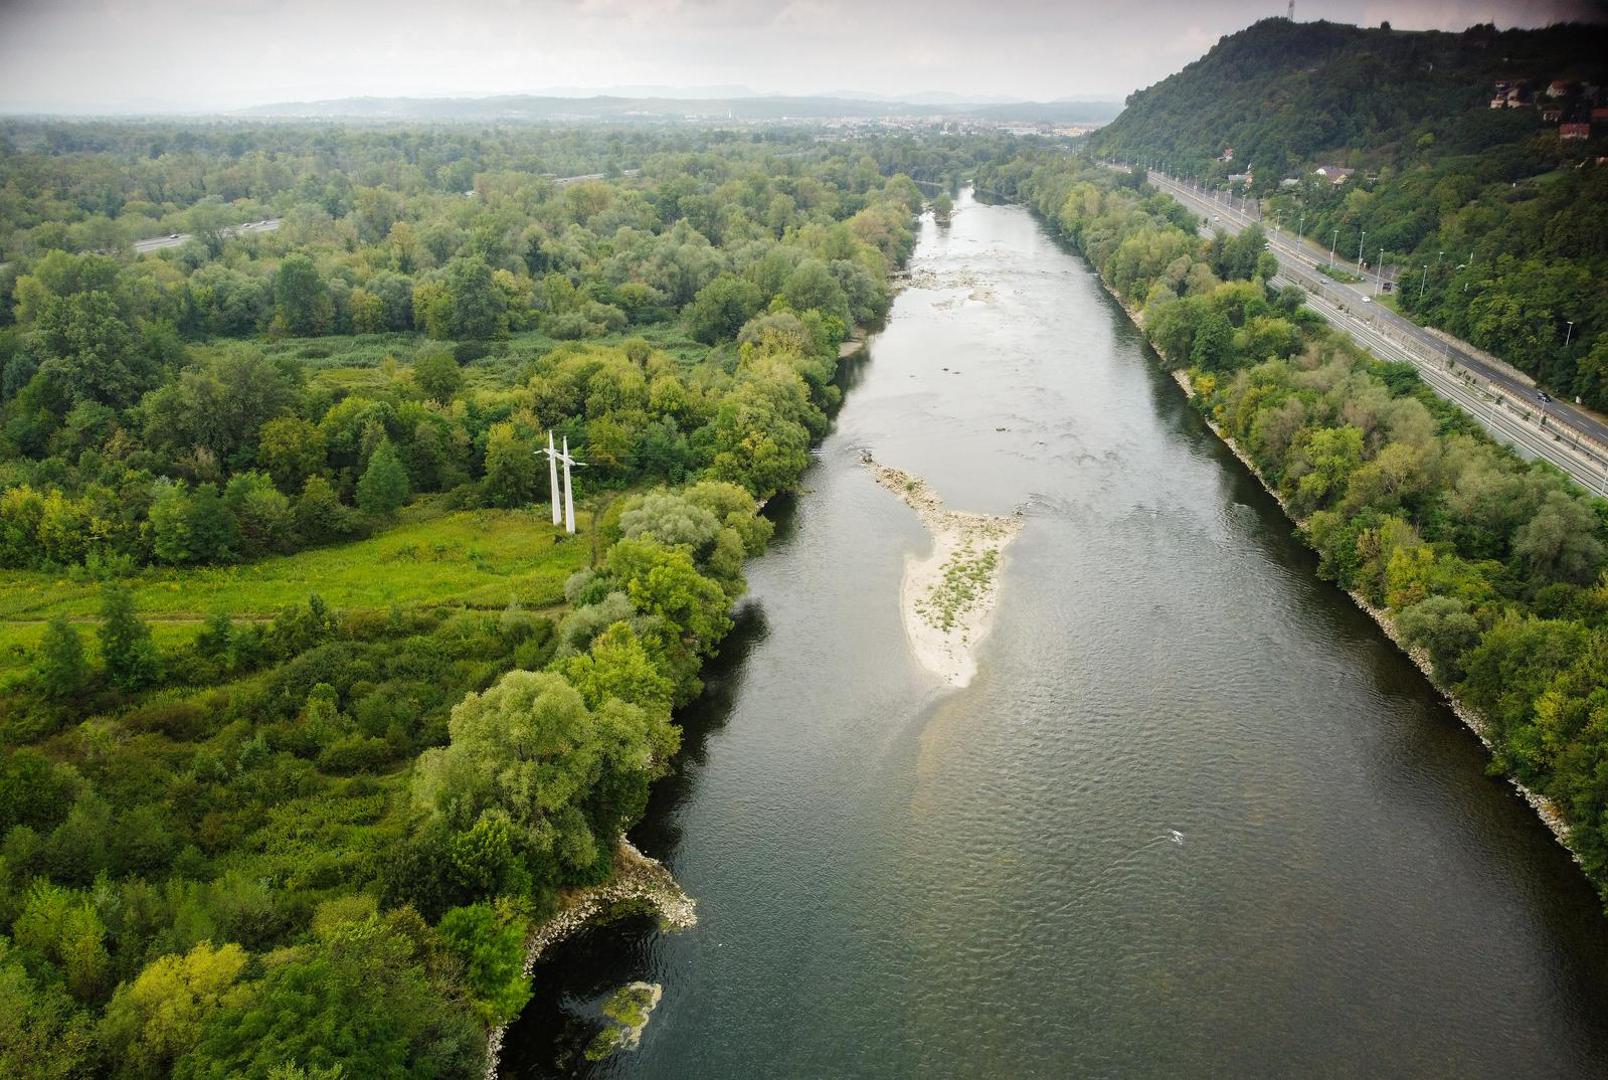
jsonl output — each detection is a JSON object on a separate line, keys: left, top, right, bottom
{"left": 0, "top": 507, "right": 592, "bottom": 673}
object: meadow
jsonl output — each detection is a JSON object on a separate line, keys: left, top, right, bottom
{"left": 0, "top": 505, "right": 590, "bottom": 671}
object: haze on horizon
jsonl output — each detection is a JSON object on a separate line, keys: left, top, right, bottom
{"left": 0, "top": 0, "right": 1601, "bottom": 114}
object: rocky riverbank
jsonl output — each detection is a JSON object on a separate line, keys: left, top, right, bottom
{"left": 863, "top": 456, "right": 1021, "bottom": 688}
{"left": 485, "top": 838, "right": 696, "bottom": 1079}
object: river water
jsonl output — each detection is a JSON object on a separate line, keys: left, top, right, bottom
{"left": 502, "top": 189, "right": 1608, "bottom": 1078}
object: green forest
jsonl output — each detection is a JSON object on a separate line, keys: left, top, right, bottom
{"left": 979, "top": 148, "right": 1608, "bottom": 906}
{"left": 1089, "top": 18, "right": 1608, "bottom": 409}
{"left": 0, "top": 121, "right": 929, "bottom": 1077}
{"left": 6, "top": 22, "right": 1608, "bottom": 1074}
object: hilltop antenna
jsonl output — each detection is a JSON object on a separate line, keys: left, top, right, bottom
{"left": 1287, "top": 0, "right": 1294, "bottom": 20}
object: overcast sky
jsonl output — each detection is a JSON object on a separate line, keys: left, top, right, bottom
{"left": 0, "top": 0, "right": 1601, "bottom": 113}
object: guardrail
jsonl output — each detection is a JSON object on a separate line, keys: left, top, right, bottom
{"left": 1140, "top": 169, "right": 1608, "bottom": 498}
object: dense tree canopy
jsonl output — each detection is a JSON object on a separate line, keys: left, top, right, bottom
{"left": 0, "top": 120, "right": 925, "bottom": 1077}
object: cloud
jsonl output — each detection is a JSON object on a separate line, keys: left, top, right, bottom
{"left": 0, "top": 0, "right": 1593, "bottom": 112}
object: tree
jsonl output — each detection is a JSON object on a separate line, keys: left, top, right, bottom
{"left": 12, "top": 882, "right": 111, "bottom": 1003}
{"left": 98, "top": 942, "right": 250, "bottom": 1080}
{"left": 780, "top": 259, "right": 851, "bottom": 324}
{"left": 558, "top": 621, "right": 677, "bottom": 718}
{"left": 481, "top": 422, "right": 538, "bottom": 508}
{"left": 1292, "top": 425, "right": 1364, "bottom": 514}
{"left": 99, "top": 583, "right": 159, "bottom": 690}
{"left": 435, "top": 905, "right": 531, "bottom": 1026}
{"left": 187, "top": 483, "right": 238, "bottom": 563}
{"left": 412, "top": 348, "right": 462, "bottom": 404}
{"left": 224, "top": 471, "right": 293, "bottom": 557}
{"left": 294, "top": 476, "right": 355, "bottom": 545}
{"left": 35, "top": 616, "right": 86, "bottom": 701}
{"left": 1395, "top": 596, "right": 1481, "bottom": 683}
{"left": 258, "top": 417, "right": 327, "bottom": 494}
{"left": 272, "top": 254, "right": 330, "bottom": 336}
{"left": 0, "top": 748, "right": 73, "bottom": 834}
{"left": 355, "top": 438, "right": 410, "bottom": 516}
{"left": 147, "top": 480, "right": 196, "bottom": 564}
{"left": 178, "top": 916, "right": 482, "bottom": 1080}
{"left": 33, "top": 289, "right": 147, "bottom": 407}
{"left": 685, "top": 273, "right": 763, "bottom": 345}
{"left": 618, "top": 490, "right": 722, "bottom": 559}
{"left": 606, "top": 537, "right": 733, "bottom": 654}
{"left": 137, "top": 348, "right": 302, "bottom": 466}
{"left": 1513, "top": 490, "right": 1605, "bottom": 586}
{"left": 419, "top": 257, "right": 506, "bottom": 341}
{"left": 1189, "top": 308, "right": 1235, "bottom": 371}
{"left": 413, "top": 670, "right": 673, "bottom": 884}
{"left": 0, "top": 942, "right": 95, "bottom": 1080}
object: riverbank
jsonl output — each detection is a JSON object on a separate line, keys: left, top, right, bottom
{"left": 486, "top": 839, "right": 696, "bottom": 1079}
{"left": 863, "top": 457, "right": 1021, "bottom": 688}
{"left": 1171, "top": 368, "right": 1576, "bottom": 858}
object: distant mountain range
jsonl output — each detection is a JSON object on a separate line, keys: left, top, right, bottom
{"left": 234, "top": 93, "right": 1123, "bottom": 125}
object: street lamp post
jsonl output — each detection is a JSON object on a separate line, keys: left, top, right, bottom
{"left": 1419, "top": 263, "right": 1429, "bottom": 302}
{"left": 1565, "top": 320, "right": 1575, "bottom": 348}
{"left": 1328, "top": 228, "right": 1339, "bottom": 268}
{"left": 1357, "top": 230, "right": 1366, "bottom": 273}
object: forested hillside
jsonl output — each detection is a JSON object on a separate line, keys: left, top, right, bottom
{"left": 0, "top": 123, "right": 929, "bottom": 1076}
{"left": 1089, "top": 18, "right": 1608, "bottom": 409}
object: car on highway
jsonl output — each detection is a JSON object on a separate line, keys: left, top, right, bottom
{"left": 168, "top": 233, "right": 179, "bottom": 239}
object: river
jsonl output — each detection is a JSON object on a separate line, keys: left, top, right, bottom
{"left": 500, "top": 188, "right": 1608, "bottom": 1078}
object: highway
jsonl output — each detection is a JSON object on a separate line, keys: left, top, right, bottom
{"left": 1132, "top": 166, "right": 1608, "bottom": 498}
{"left": 133, "top": 217, "right": 282, "bottom": 254}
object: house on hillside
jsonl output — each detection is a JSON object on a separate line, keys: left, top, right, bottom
{"left": 1491, "top": 80, "right": 1531, "bottom": 109}
{"left": 1561, "top": 123, "right": 1591, "bottom": 141}
{"left": 1547, "top": 79, "right": 1571, "bottom": 99}
{"left": 1542, "top": 108, "right": 1563, "bottom": 124}
{"left": 1313, "top": 165, "right": 1354, "bottom": 184}
{"left": 1219, "top": 147, "right": 1234, "bottom": 162}
{"left": 1593, "top": 106, "right": 1608, "bottom": 127}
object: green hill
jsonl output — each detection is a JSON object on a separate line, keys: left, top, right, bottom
{"left": 1091, "top": 18, "right": 1608, "bottom": 408}
{"left": 1091, "top": 18, "right": 1608, "bottom": 181}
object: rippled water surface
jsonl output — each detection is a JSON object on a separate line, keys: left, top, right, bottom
{"left": 502, "top": 190, "right": 1608, "bottom": 1078}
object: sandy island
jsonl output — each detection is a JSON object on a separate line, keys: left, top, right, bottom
{"left": 864, "top": 457, "right": 1022, "bottom": 688}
